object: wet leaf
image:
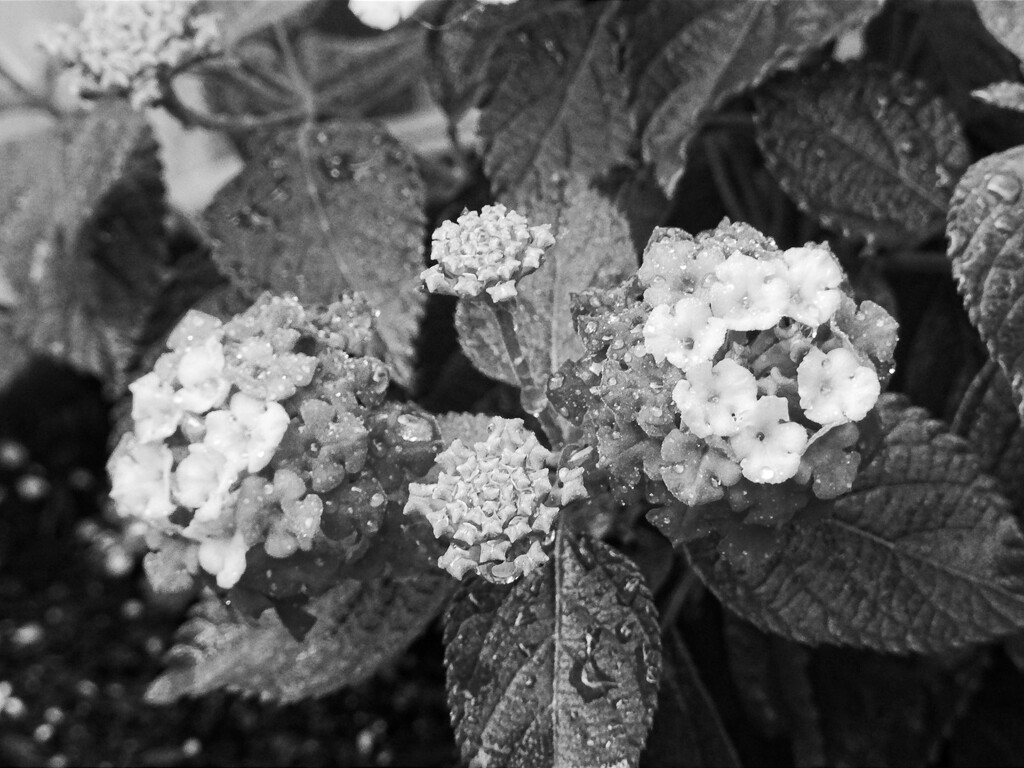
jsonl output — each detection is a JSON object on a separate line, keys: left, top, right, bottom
{"left": 975, "top": 0, "right": 1024, "bottom": 62}
{"left": 953, "top": 361, "right": 1024, "bottom": 510}
{"left": 641, "top": 627, "right": 740, "bottom": 768}
{"left": 204, "top": 120, "right": 425, "bottom": 386}
{"left": 478, "top": 2, "right": 633, "bottom": 198}
{"left": 147, "top": 568, "right": 453, "bottom": 704}
{"left": 455, "top": 180, "right": 636, "bottom": 387}
{"left": 948, "top": 145, "right": 1024, "bottom": 419}
{"left": 724, "top": 616, "right": 986, "bottom": 767}
{"left": 0, "top": 102, "right": 172, "bottom": 391}
{"left": 755, "top": 62, "right": 969, "bottom": 247}
{"left": 444, "top": 528, "right": 661, "bottom": 768}
{"left": 629, "top": 0, "right": 883, "bottom": 193}
{"left": 671, "top": 395, "right": 1024, "bottom": 653}
{"left": 974, "top": 81, "right": 1024, "bottom": 113}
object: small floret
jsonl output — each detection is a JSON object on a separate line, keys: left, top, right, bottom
{"left": 638, "top": 236, "right": 725, "bottom": 305}
{"left": 781, "top": 246, "right": 843, "bottom": 326}
{"left": 672, "top": 359, "right": 758, "bottom": 438}
{"left": 797, "top": 347, "right": 881, "bottom": 425}
{"left": 107, "top": 434, "right": 175, "bottom": 520}
{"left": 642, "top": 297, "right": 727, "bottom": 369}
{"left": 709, "top": 252, "right": 789, "bottom": 331}
{"left": 730, "top": 396, "right": 808, "bottom": 483}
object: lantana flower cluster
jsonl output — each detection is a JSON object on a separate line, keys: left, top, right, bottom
{"left": 108, "top": 293, "right": 441, "bottom": 592}
{"left": 405, "top": 418, "right": 586, "bottom": 584}
{"left": 422, "top": 203, "right": 556, "bottom": 302}
{"left": 549, "top": 221, "right": 897, "bottom": 516}
{"left": 42, "top": 0, "right": 221, "bottom": 109}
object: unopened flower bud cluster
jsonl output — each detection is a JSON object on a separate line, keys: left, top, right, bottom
{"left": 422, "top": 204, "right": 555, "bottom": 302}
{"left": 550, "top": 221, "right": 897, "bottom": 510}
{"left": 42, "top": 0, "right": 221, "bottom": 109}
{"left": 405, "top": 417, "right": 586, "bottom": 584}
{"left": 108, "top": 293, "right": 437, "bottom": 592}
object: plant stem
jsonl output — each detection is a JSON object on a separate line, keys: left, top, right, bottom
{"left": 158, "top": 72, "right": 306, "bottom": 131}
{"left": 659, "top": 568, "right": 704, "bottom": 632}
{"left": 490, "top": 302, "right": 563, "bottom": 444}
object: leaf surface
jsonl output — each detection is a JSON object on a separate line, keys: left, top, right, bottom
{"left": 655, "top": 395, "right": 1024, "bottom": 653}
{"left": 755, "top": 63, "right": 968, "bottom": 247}
{"left": 629, "top": 0, "right": 883, "bottom": 192}
{"left": 455, "top": 180, "right": 636, "bottom": 387}
{"left": 974, "top": 0, "right": 1024, "bottom": 61}
{"left": 444, "top": 528, "right": 661, "bottom": 768}
{"left": 478, "top": 2, "right": 633, "bottom": 198}
{"left": 147, "top": 568, "right": 452, "bottom": 704}
{"left": 204, "top": 120, "right": 425, "bottom": 386}
{"left": 948, "top": 145, "right": 1024, "bottom": 418}
{"left": 974, "top": 81, "right": 1024, "bottom": 113}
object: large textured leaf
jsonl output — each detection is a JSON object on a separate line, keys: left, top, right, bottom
{"left": 654, "top": 395, "right": 1024, "bottom": 653}
{"left": 629, "top": 0, "right": 883, "bottom": 193}
{"left": 478, "top": 2, "right": 633, "bottom": 198}
{"left": 948, "top": 145, "right": 1024, "bottom": 417}
{"left": 444, "top": 529, "right": 661, "bottom": 768}
{"left": 725, "top": 616, "right": 984, "bottom": 768}
{"left": 204, "top": 120, "right": 425, "bottom": 386}
{"left": 755, "top": 63, "right": 968, "bottom": 247}
{"left": 0, "top": 103, "right": 171, "bottom": 390}
{"left": 954, "top": 361, "right": 1024, "bottom": 510}
{"left": 974, "top": 81, "right": 1024, "bottom": 113}
{"left": 975, "top": 0, "right": 1024, "bottom": 62}
{"left": 208, "top": 0, "right": 322, "bottom": 46}
{"left": 455, "top": 180, "right": 636, "bottom": 387}
{"left": 147, "top": 568, "right": 452, "bottom": 704}
{"left": 641, "top": 627, "right": 739, "bottom": 768}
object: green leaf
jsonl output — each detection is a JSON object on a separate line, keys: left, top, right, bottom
{"left": 954, "top": 361, "right": 1024, "bottom": 510}
{"left": 973, "top": 81, "right": 1024, "bottom": 113}
{"left": 754, "top": 62, "right": 969, "bottom": 247}
{"left": 444, "top": 528, "right": 661, "bottom": 768}
{"left": 724, "top": 616, "right": 985, "bottom": 768}
{"left": 641, "top": 627, "right": 739, "bottom": 768}
{"left": 0, "top": 102, "right": 173, "bottom": 391}
{"left": 629, "top": 0, "right": 883, "bottom": 193}
{"left": 478, "top": 2, "right": 633, "bottom": 198}
{"left": 455, "top": 180, "right": 636, "bottom": 388}
{"left": 948, "top": 144, "right": 1024, "bottom": 420}
{"left": 147, "top": 568, "right": 453, "bottom": 704}
{"left": 974, "top": 0, "right": 1024, "bottom": 62}
{"left": 656, "top": 395, "right": 1024, "bottom": 653}
{"left": 204, "top": 120, "right": 425, "bottom": 386}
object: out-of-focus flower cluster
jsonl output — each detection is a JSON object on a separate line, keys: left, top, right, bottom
{"left": 549, "top": 221, "right": 897, "bottom": 521}
{"left": 108, "top": 293, "right": 441, "bottom": 592}
{"left": 422, "top": 204, "right": 555, "bottom": 302}
{"left": 41, "top": 0, "right": 221, "bottom": 109}
{"left": 405, "top": 417, "right": 586, "bottom": 584}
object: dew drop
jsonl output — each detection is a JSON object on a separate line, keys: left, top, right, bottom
{"left": 986, "top": 173, "right": 1021, "bottom": 204}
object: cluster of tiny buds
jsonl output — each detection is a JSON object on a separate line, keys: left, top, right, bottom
{"left": 638, "top": 231, "right": 889, "bottom": 487}
{"left": 422, "top": 204, "right": 556, "bottom": 302}
{"left": 41, "top": 0, "right": 221, "bottom": 109}
{"left": 404, "top": 418, "right": 586, "bottom": 584}
{"left": 108, "top": 297, "right": 324, "bottom": 589}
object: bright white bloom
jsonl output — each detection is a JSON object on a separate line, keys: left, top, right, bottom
{"left": 405, "top": 417, "right": 586, "bottom": 584}
{"left": 797, "top": 347, "right": 880, "bottom": 425}
{"left": 423, "top": 204, "right": 556, "bottom": 302}
{"left": 175, "top": 334, "right": 230, "bottom": 413}
{"left": 642, "top": 297, "right": 727, "bottom": 369}
{"left": 672, "top": 359, "right": 758, "bottom": 438}
{"left": 782, "top": 246, "right": 843, "bottom": 326}
{"left": 173, "top": 443, "right": 236, "bottom": 523}
{"left": 41, "top": 0, "right": 221, "bottom": 109}
{"left": 107, "top": 434, "right": 175, "bottom": 520}
{"left": 349, "top": 0, "right": 424, "bottom": 30}
{"left": 730, "top": 396, "right": 808, "bottom": 483}
{"left": 639, "top": 238, "right": 725, "bottom": 305}
{"left": 130, "top": 372, "right": 182, "bottom": 442}
{"left": 227, "top": 393, "right": 290, "bottom": 472}
{"left": 197, "top": 530, "right": 248, "bottom": 589}
{"left": 709, "top": 252, "right": 789, "bottom": 330}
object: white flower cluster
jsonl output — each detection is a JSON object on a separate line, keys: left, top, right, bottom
{"left": 422, "top": 204, "right": 556, "bottom": 302}
{"left": 639, "top": 233, "right": 885, "bottom": 487}
{"left": 42, "top": 0, "right": 221, "bottom": 108}
{"left": 108, "top": 301, "right": 319, "bottom": 589}
{"left": 405, "top": 418, "right": 586, "bottom": 584}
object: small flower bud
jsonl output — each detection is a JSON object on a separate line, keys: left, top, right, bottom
{"left": 422, "top": 204, "right": 555, "bottom": 302}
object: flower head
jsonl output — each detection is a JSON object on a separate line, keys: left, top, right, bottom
{"left": 797, "top": 347, "right": 881, "bottom": 426}
{"left": 422, "top": 204, "right": 556, "bottom": 302}
{"left": 405, "top": 417, "right": 586, "bottom": 584}
{"left": 642, "top": 298, "right": 727, "bottom": 369}
{"left": 42, "top": 1, "right": 221, "bottom": 109}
